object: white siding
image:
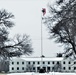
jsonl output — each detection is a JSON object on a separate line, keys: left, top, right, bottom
{"left": 9, "top": 57, "right": 76, "bottom": 73}
{"left": 9, "top": 58, "right": 26, "bottom": 72}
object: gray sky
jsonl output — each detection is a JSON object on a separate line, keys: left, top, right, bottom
{"left": 0, "top": 0, "right": 64, "bottom": 57}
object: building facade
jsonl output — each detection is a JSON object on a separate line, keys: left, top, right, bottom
{"left": 9, "top": 57, "right": 76, "bottom": 73}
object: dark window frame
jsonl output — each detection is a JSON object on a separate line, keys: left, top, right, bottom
{"left": 12, "top": 67, "right": 14, "bottom": 70}
{"left": 74, "top": 67, "right": 76, "bottom": 70}
{"left": 22, "top": 62, "right": 24, "bottom": 64}
{"left": 33, "top": 67, "right": 35, "bottom": 70}
{"left": 17, "top": 62, "right": 19, "bottom": 64}
{"left": 43, "top": 61, "right": 45, "bottom": 64}
{"left": 74, "top": 62, "right": 76, "bottom": 64}
{"left": 12, "top": 62, "right": 14, "bottom": 64}
{"left": 38, "top": 62, "right": 40, "bottom": 64}
{"left": 52, "top": 67, "right": 54, "bottom": 70}
{"left": 63, "top": 67, "right": 66, "bottom": 70}
{"left": 63, "top": 61, "right": 65, "bottom": 64}
{"left": 47, "top": 67, "right": 50, "bottom": 71}
{"left": 68, "top": 61, "right": 71, "bottom": 64}
{"left": 52, "top": 61, "right": 54, "bottom": 64}
{"left": 17, "top": 67, "right": 19, "bottom": 70}
{"left": 37, "top": 67, "right": 40, "bottom": 70}
{"left": 48, "top": 62, "right": 50, "bottom": 64}
{"left": 69, "top": 67, "right": 71, "bottom": 70}
{"left": 22, "top": 67, "right": 24, "bottom": 70}
{"left": 33, "top": 62, "right": 35, "bottom": 64}
{"left": 28, "top": 62, "right": 30, "bottom": 64}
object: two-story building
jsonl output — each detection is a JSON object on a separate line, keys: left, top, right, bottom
{"left": 9, "top": 57, "right": 76, "bottom": 73}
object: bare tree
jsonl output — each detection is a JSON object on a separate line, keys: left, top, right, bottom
{"left": 56, "top": 53, "right": 62, "bottom": 57}
{"left": 26, "top": 64, "right": 34, "bottom": 72}
{"left": 45, "top": 0, "right": 76, "bottom": 58}
{"left": 0, "top": 9, "right": 33, "bottom": 59}
{"left": 54, "top": 62, "right": 62, "bottom": 72}
{"left": 0, "top": 60, "right": 9, "bottom": 73}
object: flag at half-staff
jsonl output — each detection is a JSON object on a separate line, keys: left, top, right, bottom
{"left": 42, "top": 8, "right": 46, "bottom": 16}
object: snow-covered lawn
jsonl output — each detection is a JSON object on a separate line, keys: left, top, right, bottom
{"left": 7, "top": 72, "right": 76, "bottom": 75}
{"left": 0, "top": 74, "right": 6, "bottom": 75}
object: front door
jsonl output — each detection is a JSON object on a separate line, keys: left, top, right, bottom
{"left": 43, "top": 67, "right": 46, "bottom": 72}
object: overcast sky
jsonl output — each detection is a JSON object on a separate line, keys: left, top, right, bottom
{"left": 0, "top": 0, "right": 64, "bottom": 57}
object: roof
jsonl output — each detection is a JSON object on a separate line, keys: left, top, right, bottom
{"left": 11, "top": 57, "right": 63, "bottom": 61}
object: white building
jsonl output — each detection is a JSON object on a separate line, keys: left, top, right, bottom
{"left": 9, "top": 57, "right": 76, "bottom": 73}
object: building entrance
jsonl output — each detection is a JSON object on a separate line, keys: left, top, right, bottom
{"left": 43, "top": 67, "right": 46, "bottom": 72}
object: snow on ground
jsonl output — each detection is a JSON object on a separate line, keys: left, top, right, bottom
{"left": 7, "top": 72, "right": 76, "bottom": 75}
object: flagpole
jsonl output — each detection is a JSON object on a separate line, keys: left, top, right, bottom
{"left": 40, "top": 8, "right": 46, "bottom": 72}
{"left": 41, "top": 8, "right": 46, "bottom": 69}
{"left": 41, "top": 10, "right": 43, "bottom": 69}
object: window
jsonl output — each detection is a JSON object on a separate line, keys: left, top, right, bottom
{"left": 52, "top": 61, "right": 54, "bottom": 64}
{"left": 57, "top": 61, "right": 59, "bottom": 64}
{"left": 28, "top": 62, "right": 30, "bottom": 64}
{"left": 52, "top": 67, "right": 54, "bottom": 70}
{"left": 74, "top": 62, "right": 76, "bottom": 64}
{"left": 74, "top": 67, "right": 76, "bottom": 70}
{"left": 12, "top": 67, "right": 14, "bottom": 70}
{"left": 12, "top": 62, "right": 14, "bottom": 64}
{"left": 63, "top": 67, "right": 66, "bottom": 70}
{"left": 22, "top": 62, "right": 24, "bottom": 64}
{"left": 22, "top": 67, "right": 24, "bottom": 70}
{"left": 33, "top": 67, "right": 35, "bottom": 70}
{"left": 48, "top": 62, "right": 50, "bottom": 64}
{"left": 37, "top": 67, "right": 40, "bottom": 70}
{"left": 69, "top": 67, "right": 71, "bottom": 70}
{"left": 63, "top": 61, "right": 65, "bottom": 64}
{"left": 38, "top": 62, "right": 40, "bottom": 64}
{"left": 43, "top": 62, "right": 45, "bottom": 64}
{"left": 47, "top": 67, "right": 50, "bottom": 71}
{"left": 17, "top": 67, "right": 19, "bottom": 70}
{"left": 68, "top": 61, "right": 71, "bottom": 64}
{"left": 33, "top": 62, "right": 35, "bottom": 64}
{"left": 17, "top": 62, "right": 19, "bottom": 64}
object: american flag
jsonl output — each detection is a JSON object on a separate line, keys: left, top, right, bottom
{"left": 42, "top": 8, "right": 46, "bottom": 16}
